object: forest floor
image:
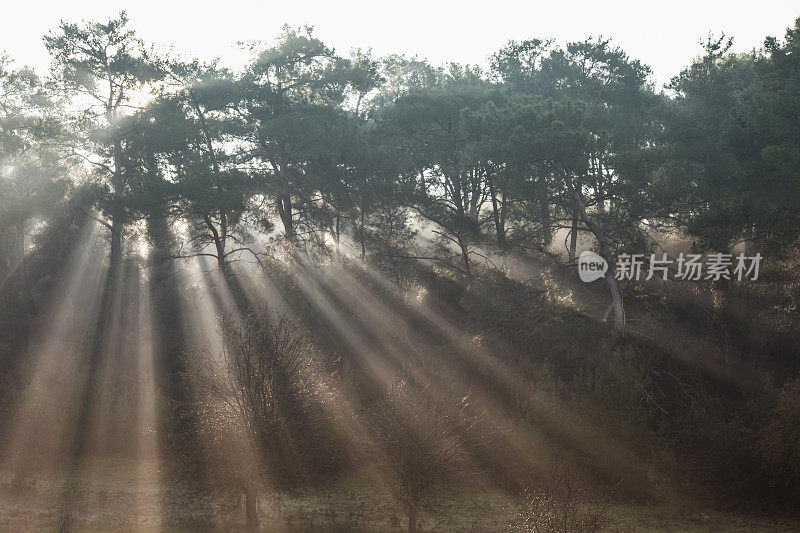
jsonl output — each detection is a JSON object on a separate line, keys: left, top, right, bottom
{"left": 0, "top": 459, "right": 798, "bottom": 531}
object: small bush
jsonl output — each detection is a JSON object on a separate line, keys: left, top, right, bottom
{"left": 513, "top": 459, "right": 612, "bottom": 533}
{"left": 363, "top": 375, "right": 477, "bottom": 533}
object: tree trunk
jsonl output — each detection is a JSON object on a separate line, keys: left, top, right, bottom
{"left": 213, "top": 234, "right": 226, "bottom": 280}
{"left": 217, "top": 254, "right": 227, "bottom": 286}
{"left": 202, "top": 213, "right": 228, "bottom": 282}
{"left": 109, "top": 137, "right": 124, "bottom": 279}
{"left": 488, "top": 179, "right": 506, "bottom": 249}
{"left": 110, "top": 219, "right": 122, "bottom": 279}
{"left": 604, "top": 272, "right": 626, "bottom": 336}
{"left": 500, "top": 189, "right": 507, "bottom": 246}
{"left": 744, "top": 223, "right": 755, "bottom": 256}
{"left": 569, "top": 210, "right": 579, "bottom": 261}
{"left": 458, "top": 237, "right": 472, "bottom": 288}
{"left": 408, "top": 504, "right": 417, "bottom": 533}
{"left": 592, "top": 154, "right": 605, "bottom": 213}
{"left": 360, "top": 192, "right": 367, "bottom": 262}
{"left": 468, "top": 167, "right": 480, "bottom": 221}
{"left": 245, "top": 484, "right": 259, "bottom": 531}
{"left": 535, "top": 166, "right": 551, "bottom": 248}
{"left": 540, "top": 197, "right": 552, "bottom": 249}
{"left": 277, "top": 193, "right": 294, "bottom": 244}
{"left": 570, "top": 186, "right": 624, "bottom": 337}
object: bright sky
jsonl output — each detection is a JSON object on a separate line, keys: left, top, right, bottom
{"left": 2, "top": 1, "right": 798, "bottom": 88}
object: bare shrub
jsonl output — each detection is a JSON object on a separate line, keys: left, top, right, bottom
{"left": 185, "top": 306, "right": 343, "bottom": 531}
{"left": 513, "top": 459, "right": 612, "bottom": 533}
{"left": 363, "top": 375, "right": 477, "bottom": 533}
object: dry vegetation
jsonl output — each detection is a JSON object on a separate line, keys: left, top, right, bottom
{"left": 1, "top": 459, "right": 799, "bottom": 532}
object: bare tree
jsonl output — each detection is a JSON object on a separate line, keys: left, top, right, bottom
{"left": 364, "top": 376, "right": 477, "bottom": 533}
{"left": 513, "top": 458, "right": 613, "bottom": 533}
{"left": 185, "top": 306, "right": 342, "bottom": 531}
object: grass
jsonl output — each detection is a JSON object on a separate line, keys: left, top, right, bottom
{"left": 0, "top": 458, "right": 797, "bottom": 531}
{"left": 610, "top": 504, "right": 800, "bottom": 532}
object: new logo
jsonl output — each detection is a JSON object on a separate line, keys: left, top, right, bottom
{"left": 578, "top": 251, "right": 607, "bottom": 282}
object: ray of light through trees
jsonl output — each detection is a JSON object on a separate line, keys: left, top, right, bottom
{"left": 1, "top": 10, "right": 800, "bottom": 532}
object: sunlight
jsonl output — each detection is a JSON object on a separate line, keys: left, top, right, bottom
{"left": 1, "top": 222, "right": 107, "bottom": 486}
{"left": 137, "top": 239, "right": 150, "bottom": 258}
{"left": 291, "top": 256, "right": 396, "bottom": 385}
{"left": 131, "top": 271, "right": 163, "bottom": 528}
{"left": 2, "top": 8, "right": 799, "bottom": 530}
{"left": 124, "top": 83, "right": 156, "bottom": 114}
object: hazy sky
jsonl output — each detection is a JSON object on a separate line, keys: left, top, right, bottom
{"left": 2, "top": 1, "right": 798, "bottom": 88}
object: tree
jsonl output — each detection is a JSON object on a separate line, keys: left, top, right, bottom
{"left": 489, "top": 36, "right": 662, "bottom": 337}
{"left": 44, "top": 11, "right": 158, "bottom": 276}
{"left": 239, "top": 26, "right": 353, "bottom": 247}
{"left": 382, "top": 75, "right": 497, "bottom": 285}
{"left": 364, "top": 377, "right": 476, "bottom": 533}
{"left": 0, "top": 56, "right": 66, "bottom": 314}
{"left": 136, "top": 60, "right": 262, "bottom": 282}
{"left": 721, "top": 21, "right": 800, "bottom": 254}
{"left": 185, "top": 307, "right": 343, "bottom": 531}
{"left": 664, "top": 35, "right": 758, "bottom": 252}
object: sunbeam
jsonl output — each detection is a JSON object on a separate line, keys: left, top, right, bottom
{"left": 130, "top": 268, "right": 163, "bottom": 529}
{"left": 2, "top": 222, "right": 107, "bottom": 487}
{"left": 3, "top": 9, "right": 800, "bottom": 530}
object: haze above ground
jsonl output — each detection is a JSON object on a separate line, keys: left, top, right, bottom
{"left": 2, "top": 1, "right": 799, "bottom": 89}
